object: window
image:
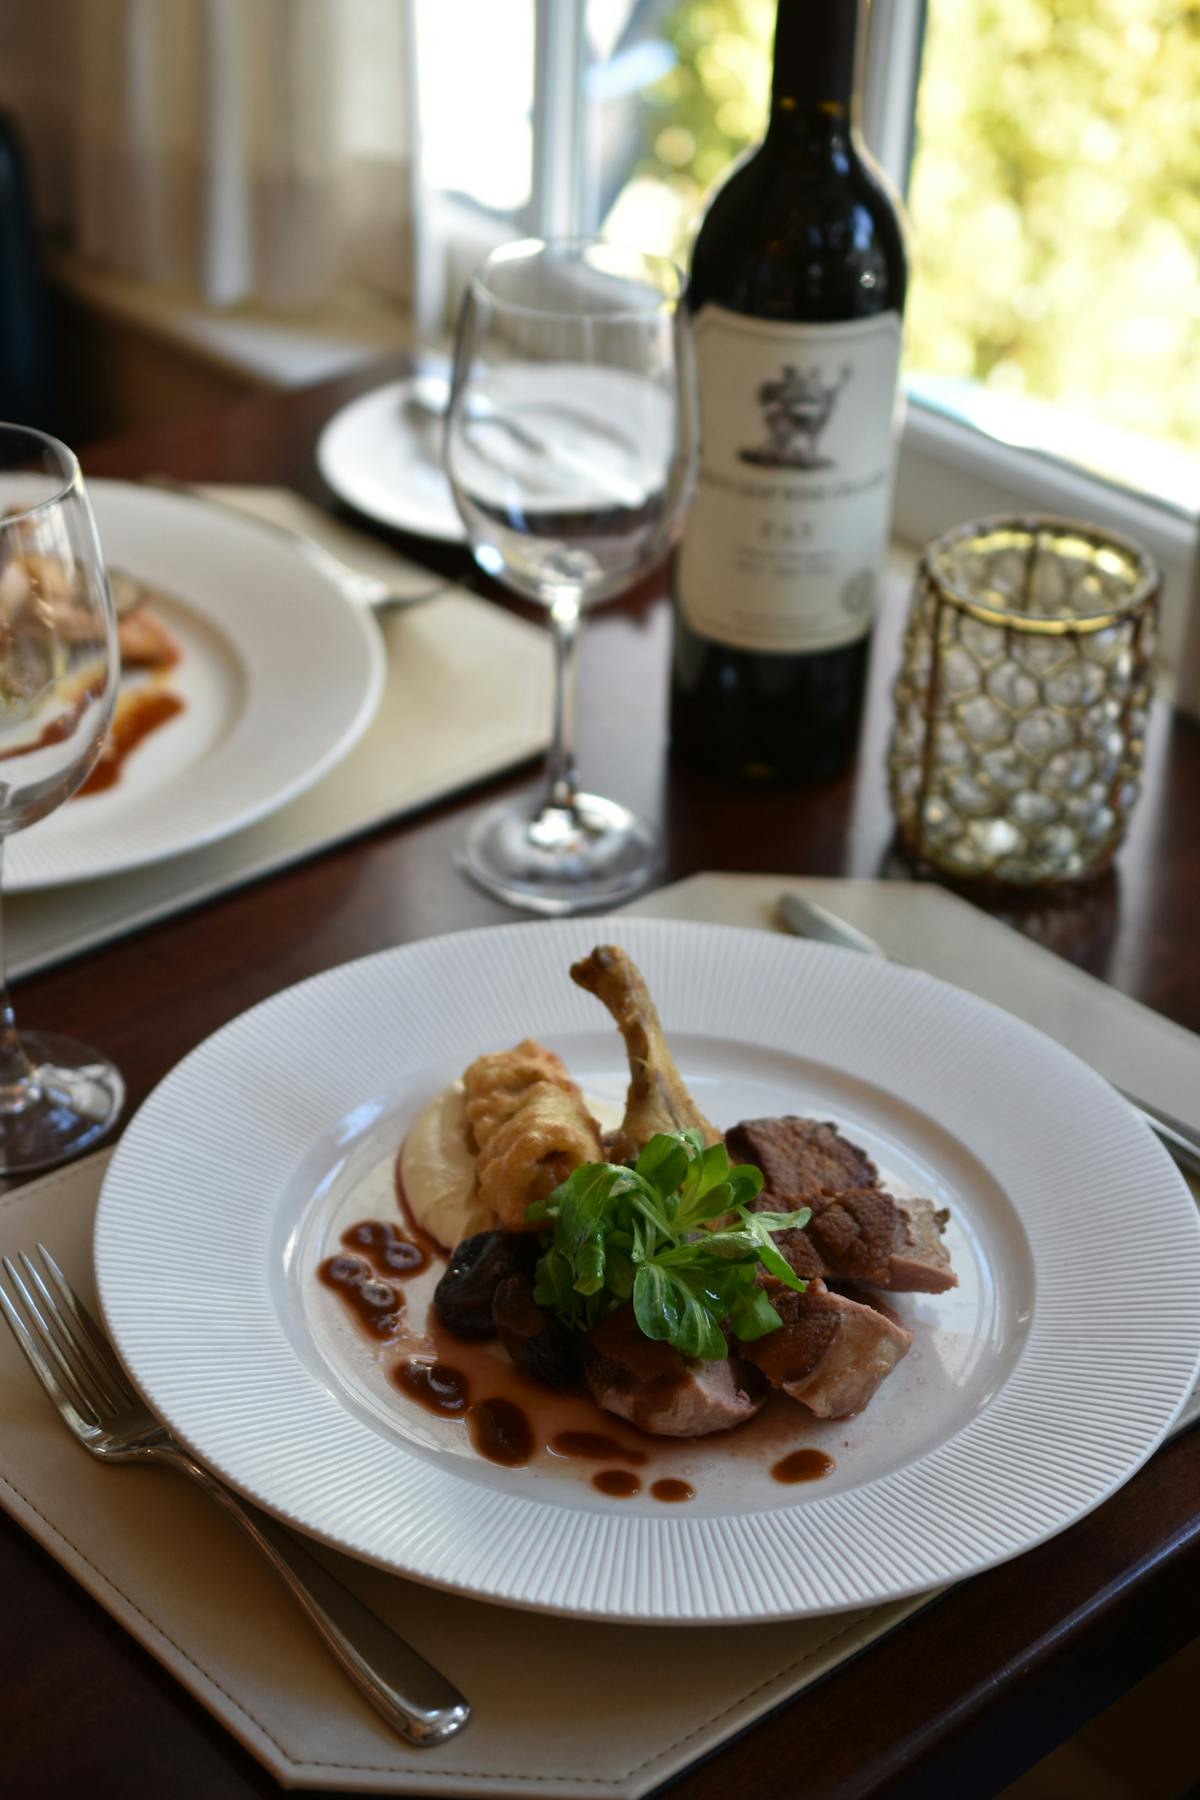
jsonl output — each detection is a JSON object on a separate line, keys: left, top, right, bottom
{"left": 412, "top": 0, "right": 1200, "bottom": 702}
{"left": 413, "top": 1, "right": 536, "bottom": 220}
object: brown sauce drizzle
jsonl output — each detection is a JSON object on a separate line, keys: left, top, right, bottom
{"left": 342, "top": 1219, "right": 427, "bottom": 1276}
{"left": 592, "top": 1469, "right": 641, "bottom": 1498}
{"left": 772, "top": 1449, "right": 835, "bottom": 1484}
{"left": 468, "top": 1397, "right": 534, "bottom": 1467}
{"left": 394, "top": 1359, "right": 469, "bottom": 1416}
{"left": 318, "top": 1253, "right": 405, "bottom": 1339}
{"left": 550, "top": 1431, "right": 647, "bottom": 1467}
{"left": 650, "top": 1478, "right": 694, "bottom": 1504}
{"left": 0, "top": 693, "right": 89, "bottom": 761}
{"left": 77, "top": 689, "right": 184, "bottom": 795}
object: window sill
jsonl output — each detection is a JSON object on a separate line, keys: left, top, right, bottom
{"left": 46, "top": 249, "right": 417, "bottom": 391}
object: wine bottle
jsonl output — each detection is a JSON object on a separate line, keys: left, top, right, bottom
{"left": 669, "top": 0, "right": 907, "bottom": 783}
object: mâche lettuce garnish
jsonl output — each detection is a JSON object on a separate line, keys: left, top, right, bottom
{"left": 526, "top": 1129, "right": 811, "bottom": 1361}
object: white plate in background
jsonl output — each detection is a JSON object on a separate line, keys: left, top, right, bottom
{"left": 8, "top": 480, "right": 385, "bottom": 889}
{"left": 317, "top": 377, "right": 467, "bottom": 544}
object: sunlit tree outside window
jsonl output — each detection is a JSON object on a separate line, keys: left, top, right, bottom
{"left": 595, "top": 0, "right": 1200, "bottom": 507}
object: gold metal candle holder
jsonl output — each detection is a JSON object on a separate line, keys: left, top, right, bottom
{"left": 888, "top": 515, "right": 1160, "bottom": 885}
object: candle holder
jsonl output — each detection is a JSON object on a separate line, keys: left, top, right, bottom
{"left": 888, "top": 515, "right": 1160, "bottom": 885}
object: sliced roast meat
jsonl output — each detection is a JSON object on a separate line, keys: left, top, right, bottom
{"left": 583, "top": 1306, "right": 766, "bottom": 1437}
{"left": 878, "top": 1196, "right": 955, "bottom": 1293}
{"left": 769, "top": 1223, "right": 826, "bottom": 1281}
{"left": 803, "top": 1190, "right": 957, "bottom": 1294}
{"left": 743, "top": 1279, "right": 912, "bottom": 1418}
{"left": 726, "top": 1116, "right": 878, "bottom": 1199}
{"left": 730, "top": 1116, "right": 957, "bottom": 1294}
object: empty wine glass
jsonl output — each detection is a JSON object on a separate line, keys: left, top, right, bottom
{"left": 445, "top": 238, "right": 697, "bottom": 913}
{"left": 0, "top": 424, "right": 122, "bottom": 1173}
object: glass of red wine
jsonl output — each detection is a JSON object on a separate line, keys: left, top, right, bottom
{"left": 445, "top": 238, "right": 696, "bottom": 914}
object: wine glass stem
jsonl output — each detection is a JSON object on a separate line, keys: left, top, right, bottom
{"left": 0, "top": 840, "right": 35, "bottom": 1109}
{"left": 544, "top": 590, "right": 582, "bottom": 814}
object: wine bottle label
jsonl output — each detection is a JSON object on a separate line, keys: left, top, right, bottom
{"left": 677, "top": 306, "right": 903, "bottom": 654}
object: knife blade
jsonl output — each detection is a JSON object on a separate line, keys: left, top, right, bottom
{"left": 776, "top": 890, "right": 1200, "bottom": 1180}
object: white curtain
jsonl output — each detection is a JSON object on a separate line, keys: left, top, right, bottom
{"left": 0, "top": 0, "right": 416, "bottom": 311}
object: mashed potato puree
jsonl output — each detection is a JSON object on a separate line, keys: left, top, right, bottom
{"left": 402, "top": 1080, "right": 623, "bottom": 1250}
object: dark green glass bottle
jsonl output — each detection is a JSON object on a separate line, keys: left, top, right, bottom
{"left": 669, "top": 0, "right": 907, "bottom": 783}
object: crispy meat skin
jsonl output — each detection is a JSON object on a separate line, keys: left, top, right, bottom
{"left": 463, "top": 1038, "right": 579, "bottom": 1149}
{"left": 744, "top": 1279, "right": 912, "bottom": 1418}
{"left": 725, "top": 1116, "right": 877, "bottom": 1197}
{"left": 730, "top": 1116, "right": 957, "bottom": 1294}
{"left": 584, "top": 1306, "right": 766, "bottom": 1437}
{"left": 800, "top": 1190, "right": 956, "bottom": 1293}
{"left": 570, "top": 945, "right": 720, "bottom": 1161}
{"left": 462, "top": 1039, "right": 602, "bottom": 1231}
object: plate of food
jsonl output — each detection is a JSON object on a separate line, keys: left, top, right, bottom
{"left": 94, "top": 918, "right": 1200, "bottom": 1623}
{"left": 6, "top": 480, "right": 385, "bottom": 889}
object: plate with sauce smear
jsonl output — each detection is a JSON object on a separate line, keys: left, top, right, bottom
{"left": 94, "top": 918, "right": 1200, "bottom": 1623}
{"left": 7, "top": 481, "right": 384, "bottom": 889}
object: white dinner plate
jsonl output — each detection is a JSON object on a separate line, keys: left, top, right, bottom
{"left": 8, "top": 481, "right": 385, "bottom": 889}
{"left": 94, "top": 918, "right": 1200, "bottom": 1624}
{"left": 317, "top": 377, "right": 467, "bottom": 544}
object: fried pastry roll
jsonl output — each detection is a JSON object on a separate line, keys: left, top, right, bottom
{"left": 463, "top": 1038, "right": 602, "bottom": 1231}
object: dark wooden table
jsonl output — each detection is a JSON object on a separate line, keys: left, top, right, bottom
{"left": 2, "top": 360, "right": 1197, "bottom": 1800}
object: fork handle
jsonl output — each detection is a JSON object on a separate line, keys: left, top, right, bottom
{"left": 153, "top": 1443, "right": 469, "bottom": 1746}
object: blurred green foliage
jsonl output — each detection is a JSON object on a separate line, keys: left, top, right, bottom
{"left": 613, "top": 0, "right": 1200, "bottom": 459}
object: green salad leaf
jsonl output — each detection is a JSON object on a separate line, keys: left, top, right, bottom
{"left": 526, "top": 1131, "right": 811, "bottom": 1359}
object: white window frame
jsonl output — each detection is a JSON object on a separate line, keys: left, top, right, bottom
{"left": 415, "top": 0, "right": 1200, "bottom": 713}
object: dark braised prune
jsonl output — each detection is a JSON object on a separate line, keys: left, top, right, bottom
{"left": 493, "top": 1274, "right": 583, "bottom": 1389}
{"left": 433, "top": 1230, "right": 532, "bottom": 1340}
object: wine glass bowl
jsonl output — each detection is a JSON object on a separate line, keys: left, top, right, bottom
{"left": 0, "top": 424, "right": 123, "bottom": 1172}
{"left": 445, "top": 238, "right": 696, "bottom": 915}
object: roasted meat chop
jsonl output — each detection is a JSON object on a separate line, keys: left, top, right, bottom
{"left": 583, "top": 1307, "right": 766, "bottom": 1437}
{"left": 808, "top": 1190, "right": 956, "bottom": 1293}
{"left": 727, "top": 1116, "right": 956, "bottom": 1295}
{"left": 725, "top": 1115, "right": 878, "bottom": 1197}
{"left": 743, "top": 1279, "right": 913, "bottom": 1418}
{"left": 570, "top": 946, "right": 721, "bottom": 1162}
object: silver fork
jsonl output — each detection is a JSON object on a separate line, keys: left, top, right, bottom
{"left": 142, "top": 474, "right": 447, "bottom": 610}
{"left": 0, "top": 1245, "right": 469, "bottom": 1748}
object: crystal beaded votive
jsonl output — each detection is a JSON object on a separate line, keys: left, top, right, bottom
{"left": 888, "top": 515, "right": 1160, "bottom": 885}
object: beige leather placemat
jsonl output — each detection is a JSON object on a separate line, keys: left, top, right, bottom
{"left": 7, "top": 489, "right": 550, "bottom": 982}
{"left": 0, "top": 1152, "right": 937, "bottom": 1798}
{"left": 1, "top": 877, "right": 1196, "bottom": 1795}
{"left": 629, "top": 873, "right": 1200, "bottom": 1139}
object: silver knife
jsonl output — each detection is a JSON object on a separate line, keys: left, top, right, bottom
{"left": 776, "top": 889, "right": 1200, "bottom": 1180}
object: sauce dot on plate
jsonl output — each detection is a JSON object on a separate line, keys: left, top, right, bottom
{"left": 467, "top": 1398, "right": 534, "bottom": 1467}
{"left": 394, "top": 1359, "right": 469, "bottom": 1416}
{"left": 650, "top": 1478, "right": 694, "bottom": 1503}
{"left": 772, "top": 1449, "right": 835, "bottom": 1484}
{"left": 550, "top": 1431, "right": 647, "bottom": 1466}
{"left": 592, "top": 1469, "right": 641, "bottom": 1499}
{"left": 343, "top": 1219, "right": 427, "bottom": 1275}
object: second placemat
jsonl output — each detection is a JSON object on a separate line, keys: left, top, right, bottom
{"left": 8, "top": 490, "right": 550, "bottom": 980}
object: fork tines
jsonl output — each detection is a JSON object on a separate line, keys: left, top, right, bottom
{"left": 0, "top": 1245, "right": 139, "bottom": 1427}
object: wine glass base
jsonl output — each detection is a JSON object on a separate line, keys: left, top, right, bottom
{"left": 0, "top": 1032, "right": 125, "bottom": 1177}
{"left": 460, "top": 791, "right": 661, "bottom": 916}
